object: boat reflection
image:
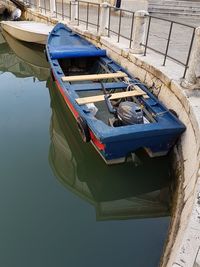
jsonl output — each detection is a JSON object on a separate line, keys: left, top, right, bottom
{"left": 0, "top": 30, "right": 49, "bottom": 80}
{"left": 48, "top": 77, "right": 172, "bottom": 221}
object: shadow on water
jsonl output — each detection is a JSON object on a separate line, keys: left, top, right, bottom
{"left": 0, "top": 9, "right": 11, "bottom": 21}
{"left": 0, "top": 29, "right": 49, "bottom": 80}
{"left": 47, "top": 77, "right": 173, "bottom": 221}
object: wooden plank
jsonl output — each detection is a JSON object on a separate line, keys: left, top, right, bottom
{"left": 134, "top": 85, "right": 149, "bottom": 99}
{"left": 61, "top": 71, "right": 127, "bottom": 82}
{"left": 76, "top": 90, "right": 146, "bottom": 105}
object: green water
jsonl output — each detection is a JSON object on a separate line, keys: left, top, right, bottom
{"left": 0, "top": 30, "right": 171, "bottom": 267}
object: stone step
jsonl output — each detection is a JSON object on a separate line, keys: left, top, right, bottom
{"left": 149, "top": 0, "right": 200, "bottom": 6}
{"left": 148, "top": 0, "right": 200, "bottom": 17}
{"left": 149, "top": 11, "right": 200, "bottom": 17}
{"left": 149, "top": 3, "right": 200, "bottom": 9}
{"left": 149, "top": 7, "right": 200, "bottom": 13}
{"left": 149, "top": 5, "right": 200, "bottom": 12}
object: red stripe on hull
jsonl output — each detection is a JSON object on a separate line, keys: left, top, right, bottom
{"left": 53, "top": 75, "right": 105, "bottom": 152}
{"left": 55, "top": 79, "right": 79, "bottom": 118}
{"left": 90, "top": 131, "right": 105, "bottom": 151}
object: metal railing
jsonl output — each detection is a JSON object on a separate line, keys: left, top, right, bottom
{"left": 143, "top": 15, "right": 196, "bottom": 78}
{"left": 39, "top": 0, "right": 50, "bottom": 14}
{"left": 23, "top": 0, "right": 50, "bottom": 14}
{"left": 106, "top": 6, "right": 135, "bottom": 48}
{"left": 76, "top": 1, "right": 100, "bottom": 32}
{"left": 54, "top": 0, "right": 71, "bottom": 19}
{"left": 23, "top": 0, "right": 37, "bottom": 9}
{"left": 11, "top": 0, "right": 197, "bottom": 78}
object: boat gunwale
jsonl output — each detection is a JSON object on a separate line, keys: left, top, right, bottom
{"left": 46, "top": 23, "right": 185, "bottom": 144}
{"left": 0, "top": 20, "right": 53, "bottom": 35}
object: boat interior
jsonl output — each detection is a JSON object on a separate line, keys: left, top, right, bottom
{"left": 58, "top": 56, "right": 101, "bottom": 76}
{"left": 58, "top": 56, "right": 156, "bottom": 126}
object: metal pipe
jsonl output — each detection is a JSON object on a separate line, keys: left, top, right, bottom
{"left": 107, "top": 6, "right": 111, "bottom": 37}
{"left": 44, "top": 0, "right": 46, "bottom": 14}
{"left": 55, "top": 0, "right": 57, "bottom": 17}
{"left": 183, "top": 27, "right": 196, "bottom": 78}
{"left": 69, "top": 1, "right": 71, "bottom": 20}
{"left": 163, "top": 21, "right": 173, "bottom": 66}
{"left": 129, "top": 12, "right": 134, "bottom": 48}
{"left": 144, "top": 16, "right": 151, "bottom": 56}
{"left": 97, "top": 4, "right": 100, "bottom": 32}
{"left": 86, "top": 2, "right": 89, "bottom": 30}
{"left": 61, "top": 0, "right": 64, "bottom": 19}
{"left": 117, "top": 9, "right": 122, "bottom": 43}
{"left": 77, "top": 0, "right": 79, "bottom": 26}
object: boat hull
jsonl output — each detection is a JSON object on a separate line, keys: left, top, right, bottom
{"left": 47, "top": 23, "right": 185, "bottom": 164}
{"left": 0, "top": 21, "right": 53, "bottom": 44}
{"left": 52, "top": 71, "right": 182, "bottom": 164}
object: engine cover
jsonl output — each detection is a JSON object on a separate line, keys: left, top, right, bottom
{"left": 117, "top": 101, "right": 143, "bottom": 125}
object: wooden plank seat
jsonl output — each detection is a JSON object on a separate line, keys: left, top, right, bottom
{"left": 61, "top": 71, "right": 128, "bottom": 82}
{"left": 71, "top": 82, "right": 128, "bottom": 91}
{"left": 76, "top": 89, "right": 147, "bottom": 105}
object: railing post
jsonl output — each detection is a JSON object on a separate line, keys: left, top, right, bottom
{"left": 130, "top": 10, "right": 149, "bottom": 54}
{"left": 36, "top": 0, "right": 41, "bottom": 10}
{"left": 70, "top": 0, "right": 78, "bottom": 25}
{"left": 98, "top": 2, "right": 110, "bottom": 36}
{"left": 182, "top": 27, "right": 200, "bottom": 87}
{"left": 50, "top": 0, "right": 56, "bottom": 16}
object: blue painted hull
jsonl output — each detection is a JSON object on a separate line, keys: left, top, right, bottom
{"left": 46, "top": 23, "right": 185, "bottom": 164}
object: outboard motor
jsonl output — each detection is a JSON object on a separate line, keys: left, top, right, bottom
{"left": 117, "top": 101, "right": 143, "bottom": 125}
{"left": 101, "top": 82, "right": 143, "bottom": 127}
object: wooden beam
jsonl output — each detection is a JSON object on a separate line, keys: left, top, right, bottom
{"left": 134, "top": 85, "right": 149, "bottom": 99}
{"left": 61, "top": 71, "right": 127, "bottom": 82}
{"left": 76, "top": 90, "right": 146, "bottom": 105}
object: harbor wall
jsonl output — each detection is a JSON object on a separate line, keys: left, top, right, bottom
{"left": 2, "top": 3, "right": 200, "bottom": 266}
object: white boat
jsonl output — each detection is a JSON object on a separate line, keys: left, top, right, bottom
{"left": 0, "top": 21, "right": 53, "bottom": 44}
{"left": 2, "top": 30, "right": 49, "bottom": 68}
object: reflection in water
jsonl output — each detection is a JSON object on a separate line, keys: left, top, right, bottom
{"left": 48, "top": 77, "right": 172, "bottom": 221}
{"left": 0, "top": 30, "right": 49, "bottom": 80}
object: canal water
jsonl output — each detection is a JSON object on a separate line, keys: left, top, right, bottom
{"left": 0, "top": 29, "right": 172, "bottom": 267}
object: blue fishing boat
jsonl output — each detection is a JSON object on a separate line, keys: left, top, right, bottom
{"left": 46, "top": 23, "right": 185, "bottom": 164}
